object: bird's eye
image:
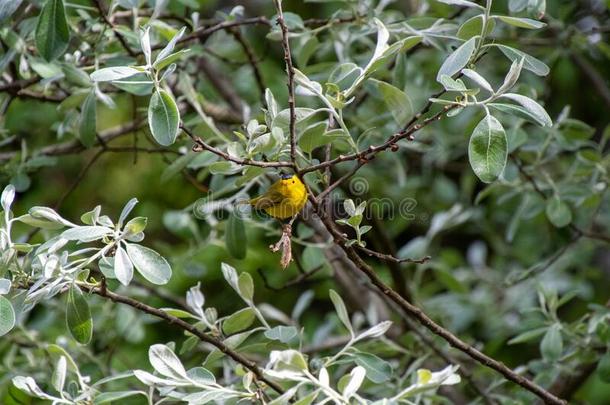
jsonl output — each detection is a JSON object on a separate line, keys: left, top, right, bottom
{"left": 292, "top": 181, "right": 295, "bottom": 184}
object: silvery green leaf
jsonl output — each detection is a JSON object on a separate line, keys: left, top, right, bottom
{"left": 93, "top": 390, "right": 148, "bottom": 404}
{"left": 329, "top": 289, "right": 353, "bottom": 334}
{"left": 497, "top": 57, "right": 524, "bottom": 95}
{"left": 343, "top": 366, "right": 366, "bottom": 399}
{"left": 237, "top": 272, "right": 254, "bottom": 302}
{"left": 187, "top": 367, "right": 216, "bottom": 385}
{"left": 0, "top": 295, "right": 15, "bottom": 336}
{"left": 264, "top": 325, "right": 298, "bottom": 343}
{"left": 149, "top": 344, "right": 188, "bottom": 380}
{"left": 319, "top": 367, "right": 329, "bottom": 386}
{"left": 494, "top": 44, "right": 549, "bottom": 76}
{"left": 436, "top": 37, "right": 476, "bottom": 82}
{"left": 222, "top": 307, "right": 255, "bottom": 335}
{"left": 29, "top": 206, "right": 75, "bottom": 227}
{"left": 496, "top": 15, "right": 546, "bottom": 29}
{"left": 186, "top": 283, "right": 205, "bottom": 317}
{"left": 140, "top": 26, "right": 152, "bottom": 67}
{"left": 344, "top": 199, "right": 356, "bottom": 217}
{"left": 364, "top": 18, "right": 390, "bottom": 72}
{"left": 155, "top": 26, "right": 186, "bottom": 64}
{"left": 221, "top": 262, "right": 239, "bottom": 291}
{"left": 133, "top": 370, "right": 190, "bottom": 387}
{"left": 119, "top": 198, "right": 139, "bottom": 228}
{"left": 292, "top": 290, "right": 314, "bottom": 321}
{"left": 0, "top": 279, "right": 10, "bottom": 295}
{"left": 1, "top": 184, "right": 15, "bottom": 211}
{"left": 468, "top": 115, "right": 508, "bottom": 183}
{"left": 461, "top": 69, "right": 494, "bottom": 93}
{"left": 355, "top": 320, "right": 392, "bottom": 341}
{"left": 500, "top": 93, "right": 552, "bottom": 127}
{"left": 81, "top": 205, "right": 101, "bottom": 225}
{"left": 371, "top": 79, "right": 413, "bottom": 125}
{"left": 51, "top": 356, "right": 67, "bottom": 393}
{"left": 294, "top": 68, "right": 322, "bottom": 94}
{"left": 90, "top": 66, "right": 140, "bottom": 82}
{"left": 545, "top": 196, "right": 572, "bottom": 228}
{"left": 438, "top": 75, "right": 467, "bottom": 92}
{"left": 159, "top": 63, "right": 176, "bottom": 81}
{"left": 125, "top": 243, "right": 172, "bottom": 285}
{"left": 114, "top": 245, "right": 134, "bottom": 286}
{"left": 540, "top": 323, "right": 563, "bottom": 360}
{"left": 78, "top": 90, "right": 97, "bottom": 148}
{"left": 0, "top": 0, "right": 23, "bottom": 22}
{"left": 12, "top": 376, "right": 57, "bottom": 400}
{"left": 124, "top": 216, "right": 147, "bottom": 235}
{"left": 61, "top": 226, "right": 113, "bottom": 242}
{"left": 436, "top": 0, "right": 484, "bottom": 9}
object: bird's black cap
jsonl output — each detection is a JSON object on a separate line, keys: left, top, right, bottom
{"left": 280, "top": 173, "right": 293, "bottom": 180}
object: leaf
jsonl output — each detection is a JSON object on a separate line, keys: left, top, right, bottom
{"left": 90, "top": 66, "right": 140, "bottom": 82}
{"left": 496, "top": 15, "right": 546, "bottom": 29}
{"left": 154, "top": 26, "right": 186, "bottom": 65}
{"left": 264, "top": 325, "right": 298, "bottom": 343}
{"left": 66, "top": 285, "right": 92, "bottom": 344}
{"left": 461, "top": 69, "right": 493, "bottom": 93}
{"left": 500, "top": 93, "right": 552, "bottom": 127}
{"left": 0, "top": 0, "right": 23, "bottom": 22}
{"left": 468, "top": 114, "right": 508, "bottom": 183}
{"left": 61, "top": 226, "right": 113, "bottom": 242}
{"left": 125, "top": 243, "right": 172, "bottom": 285}
{"left": 436, "top": 37, "right": 476, "bottom": 82}
{"left": 329, "top": 289, "right": 353, "bottom": 334}
{"left": 148, "top": 89, "right": 180, "bottom": 146}
{"left": 437, "top": 0, "right": 484, "bottom": 8}
{"left": 237, "top": 272, "right": 254, "bottom": 302}
{"left": 540, "top": 324, "right": 563, "bottom": 361}
{"left": 79, "top": 91, "right": 97, "bottom": 148}
{"left": 371, "top": 79, "right": 413, "bottom": 125}
{"left": 0, "top": 296, "right": 15, "bottom": 337}
{"left": 299, "top": 122, "right": 328, "bottom": 154}
{"left": 52, "top": 356, "right": 67, "bottom": 393}
{"left": 94, "top": 391, "right": 148, "bottom": 404}
{"left": 1, "top": 184, "right": 15, "bottom": 212}
{"left": 149, "top": 344, "right": 188, "bottom": 380}
{"left": 494, "top": 44, "right": 550, "bottom": 76}
{"left": 114, "top": 245, "right": 134, "bottom": 286}
{"left": 457, "top": 15, "right": 495, "bottom": 40}
{"left": 597, "top": 352, "right": 610, "bottom": 383}
{"left": 222, "top": 308, "right": 255, "bottom": 335}
{"left": 355, "top": 321, "right": 392, "bottom": 341}
{"left": 354, "top": 352, "right": 392, "bottom": 383}
{"left": 488, "top": 102, "right": 547, "bottom": 127}
{"left": 545, "top": 196, "right": 572, "bottom": 228}
{"left": 508, "top": 327, "right": 548, "bottom": 345}
{"left": 342, "top": 366, "right": 366, "bottom": 398}
{"left": 226, "top": 210, "right": 247, "bottom": 260}
{"left": 35, "top": 0, "right": 70, "bottom": 61}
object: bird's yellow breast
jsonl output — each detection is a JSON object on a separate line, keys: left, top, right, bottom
{"left": 263, "top": 176, "right": 308, "bottom": 219}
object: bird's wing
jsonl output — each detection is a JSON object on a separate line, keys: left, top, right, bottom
{"left": 249, "top": 188, "right": 284, "bottom": 210}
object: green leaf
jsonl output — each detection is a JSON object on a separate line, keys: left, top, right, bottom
{"left": 222, "top": 308, "right": 255, "bottom": 335}
{"left": 540, "top": 323, "right": 562, "bottom": 361}
{"left": 125, "top": 243, "right": 172, "bottom": 285}
{"left": 371, "top": 79, "right": 413, "bottom": 125}
{"left": 597, "top": 352, "right": 610, "bottom": 383}
{"left": 500, "top": 93, "right": 552, "bottom": 127}
{"left": 494, "top": 44, "right": 550, "bottom": 76}
{"left": 545, "top": 196, "right": 572, "bottom": 228}
{"left": 468, "top": 114, "right": 508, "bottom": 183}
{"left": 299, "top": 122, "right": 327, "bottom": 154}
{"left": 35, "top": 0, "right": 70, "bottom": 61}
{"left": 495, "top": 15, "right": 546, "bottom": 29}
{"left": 354, "top": 352, "right": 393, "bottom": 383}
{"left": 66, "top": 285, "right": 93, "bottom": 344}
{"left": 0, "top": 296, "right": 15, "bottom": 337}
{"left": 226, "top": 210, "right": 247, "bottom": 260}
{"left": 436, "top": 37, "right": 476, "bottom": 82}
{"left": 507, "top": 327, "right": 548, "bottom": 345}
{"left": 90, "top": 66, "right": 140, "bottom": 82}
{"left": 78, "top": 91, "right": 97, "bottom": 148}
{"left": 457, "top": 15, "right": 495, "bottom": 40}
{"left": 148, "top": 89, "right": 180, "bottom": 146}
{"left": 94, "top": 391, "right": 148, "bottom": 404}
{"left": 488, "top": 102, "right": 548, "bottom": 127}
{"left": 329, "top": 289, "right": 353, "bottom": 334}
{"left": 237, "top": 272, "right": 254, "bottom": 301}
{"left": 264, "top": 325, "right": 298, "bottom": 343}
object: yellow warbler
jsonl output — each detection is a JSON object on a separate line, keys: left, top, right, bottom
{"left": 248, "top": 174, "right": 307, "bottom": 219}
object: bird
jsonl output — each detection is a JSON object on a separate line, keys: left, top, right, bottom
{"left": 247, "top": 173, "right": 308, "bottom": 219}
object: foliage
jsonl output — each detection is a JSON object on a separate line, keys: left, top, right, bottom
{"left": 1, "top": 0, "right": 609, "bottom": 404}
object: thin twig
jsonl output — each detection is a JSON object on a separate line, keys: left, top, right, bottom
{"left": 274, "top": 0, "right": 298, "bottom": 166}
{"left": 92, "top": 0, "right": 137, "bottom": 57}
{"left": 180, "top": 124, "right": 294, "bottom": 169}
{"left": 229, "top": 27, "right": 266, "bottom": 97}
